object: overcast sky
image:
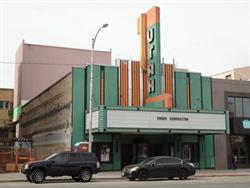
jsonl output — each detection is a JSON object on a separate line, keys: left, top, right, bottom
{"left": 0, "top": 0, "right": 249, "bottom": 88}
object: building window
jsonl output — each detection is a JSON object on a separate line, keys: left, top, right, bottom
{"left": 227, "top": 97, "right": 235, "bottom": 115}
{"left": 0, "top": 101, "right": 9, "bottom": 109}
{"left": 225, "top": 75, "right": 232, "bottom": 79}
{"left": 243, "top": 98, "right": 250, "bottom": 117}
{"left": 100, "top": 66, "right": 105, "bottom": 79}
{"left": 235, "top": 98, "right": 243, "bottom": 117}
{"left": 227, "top": 97, "right": 250, "bottom": 118}
{"left": 0, "top": 129, "right": 8, "bottom": 137}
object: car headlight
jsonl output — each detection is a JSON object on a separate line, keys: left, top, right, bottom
{"left": 24, "top": 164, "right": 29, "bottom": 170}
{"left": 129, "top": 166, "right": 139, "bottom": 172}
{"left": 188, "top": 162, "right": 195, "bottom": 168}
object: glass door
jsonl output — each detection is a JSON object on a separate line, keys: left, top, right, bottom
{"left": 231, "top": 136, "right": 249, "bottom": 168}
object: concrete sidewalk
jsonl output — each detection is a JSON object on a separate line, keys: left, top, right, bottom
{"left": 0, "top": 169, "right": 250, "bottom": 183}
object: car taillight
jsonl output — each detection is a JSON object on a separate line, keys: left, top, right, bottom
{"left": 97, "top": 162, "right": 100, "bottom": 168}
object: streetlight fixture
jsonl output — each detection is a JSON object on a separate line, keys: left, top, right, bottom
{"left": 89, "top": 23, "right": 108, "bottom": 152}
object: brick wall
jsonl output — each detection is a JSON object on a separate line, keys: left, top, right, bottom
{"left": 20, "top": 73, "right": 72, "bottom": 159}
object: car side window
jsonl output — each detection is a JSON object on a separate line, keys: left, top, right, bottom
{"left": 53, "top": 153, "right": 68, "bottom": 163}
{"left": 69, "top": 153, "right": 81, "bottom": 162}
{"left": 155, "top": 158, "right": 168, "bottom": 166}
{"left": 81, "top": 153, "right": 95, "bottom": 161}
{"left": 167, "top": 158, "right": 181, "bottom": 164}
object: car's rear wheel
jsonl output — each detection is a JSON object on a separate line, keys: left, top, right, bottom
{"left": 128, "top": 177, "right": 135, "bottom": 181}
{"left": 31, "top": 169, "right": 45, "bottom": 183}
{"left": 178, "top": 169, "right": 188, "bottom": 180}
{"left": 79, "top": 169, "right": 92, "bottom": 182}
{"left": 72, "top": 176, "right": 80, "bottom": 182}
{"left": 26, "top": 174, "right": 33, "bottom": 183}
{"left": 138, "top": 170, "right": 148, "bottom": 181}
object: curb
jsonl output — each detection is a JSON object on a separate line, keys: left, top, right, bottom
{"left": 194, "top": 174, "right": 250, "bottom": 177}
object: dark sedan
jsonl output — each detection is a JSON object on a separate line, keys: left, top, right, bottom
{"left": 121, "top": 156, "right": 195, "bottom": 181}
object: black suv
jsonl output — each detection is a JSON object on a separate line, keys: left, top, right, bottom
{"left": 21, "top": 152, "right": 100, "bottom": 183}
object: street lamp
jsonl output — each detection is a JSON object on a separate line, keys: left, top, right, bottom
{"left": 89, "top": 23, "right": 108, "bottom": 152}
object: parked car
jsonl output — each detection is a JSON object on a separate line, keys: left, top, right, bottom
{"left": 121, "top": 156, "right": 195, "bottom": 181}
{"left": 21, "top": 151, "right": 100, "bottom": 183}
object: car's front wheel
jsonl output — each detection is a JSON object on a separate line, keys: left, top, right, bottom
{"left": 178, "top": 169, "right": 188, "bottom": 180}
{"left": 79, "top": 169, "right": 92, "bottom": 182}
{"left": 31, "top": 169, "right": 45, "bottom": 183}
{"left": 26, "top": 174, "right": 33, "bottom": 183}
{"left": 138, "top": 170, "right": 148, "bottom": 181}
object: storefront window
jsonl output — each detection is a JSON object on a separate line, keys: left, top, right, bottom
{"left": 93, "top": 143, "right": 112, "bottom": 163}
{"left": 100, "top": 144, "right": 111, "bottom": 162}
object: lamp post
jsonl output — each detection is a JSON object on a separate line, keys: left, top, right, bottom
{"left": 89, "top": 23, "right": 108, "bottom": 152}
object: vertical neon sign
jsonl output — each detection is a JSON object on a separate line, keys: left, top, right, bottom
{"left": 138, "top": 6, "right": 162, "bottom": 98}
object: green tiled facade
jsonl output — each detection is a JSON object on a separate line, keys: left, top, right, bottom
{"left": 70, "top": 65, "right": 223, "bottom": 170}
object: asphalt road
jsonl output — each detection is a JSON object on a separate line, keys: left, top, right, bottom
{"left": 0, "top": 176, "right": 249, "bottom": 188}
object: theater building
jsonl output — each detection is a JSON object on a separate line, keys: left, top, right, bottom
{"left": 19, "top": 6, "right": 229, "bottom": 170}
{"left": 20, "top": 63, "right": 228, "bottom": 170}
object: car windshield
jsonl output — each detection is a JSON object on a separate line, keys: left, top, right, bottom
{"left": 138, "top": 157, "right": 154, "bottom": 165}
{"left": 45, "top": 153, "right": 58, "bottom": 161}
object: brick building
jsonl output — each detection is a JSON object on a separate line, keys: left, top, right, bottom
{"left": 0, "top": 89, "right": 14, "bottom": 146}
